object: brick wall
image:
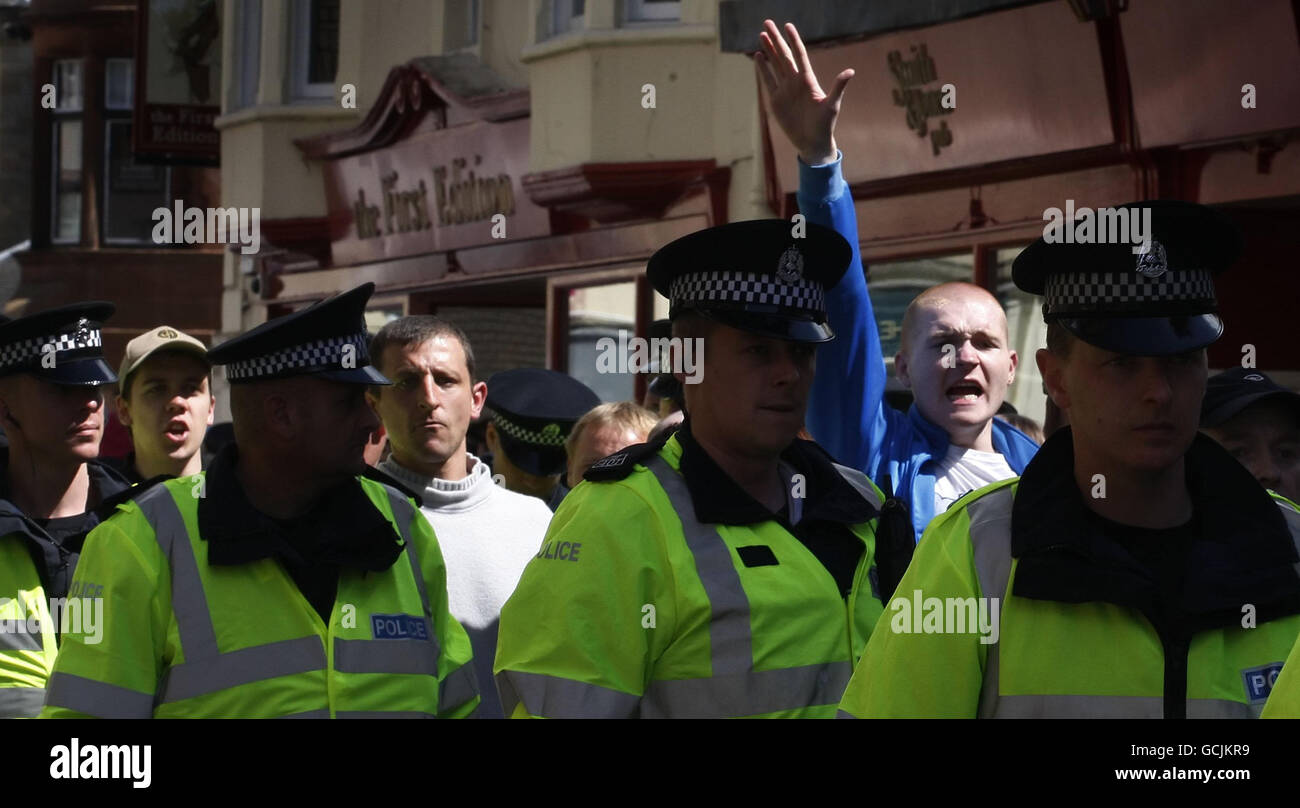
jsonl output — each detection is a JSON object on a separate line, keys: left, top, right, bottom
{"left": 434, "top": 305, "right": 546, "bottom": 381}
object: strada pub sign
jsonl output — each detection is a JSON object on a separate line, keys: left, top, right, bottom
{"left": 888, "top": 44, "right": 955, "bottom": 156}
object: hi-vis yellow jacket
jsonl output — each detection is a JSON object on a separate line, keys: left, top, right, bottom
{"left": 495, "top": 427, "right": 888, "bottom": 718}
{"left": 40, "top": 475, "right": 478, "bottom": 718}
{"left": 840, "top": 432, "right": 1300, "bottom": 719}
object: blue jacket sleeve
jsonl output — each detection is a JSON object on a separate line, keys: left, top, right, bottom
{"left": 798, "top": 154, "right": 889, "bottom": 478}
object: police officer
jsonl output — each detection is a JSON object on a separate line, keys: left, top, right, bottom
{"left": 483, "top": 367, "right": 600, "bottom": 511}
{"left": 495, "top": 220, "right": 895, "bottom": 718}
{"left": 839, "top": 201, "right": 1300, "bottom": 718}
{"left": 0, "top": 303, "right": 131, "bottom": 717}
{"left": 42, "top": 283, "right": 478, "bottom": 718}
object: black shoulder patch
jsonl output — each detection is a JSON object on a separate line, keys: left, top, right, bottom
{"left": 361, "top": 465, "right": 422, "bottom": 502}
{"left": 93, "top": 475, "right": 170, "bottom": 521}
{"left": 584, "top": 432, "right": 671, "bottom": 483}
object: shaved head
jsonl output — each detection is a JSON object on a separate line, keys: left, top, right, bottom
{"left": 900, "top": 283, "right": 1008, "bottom": 354}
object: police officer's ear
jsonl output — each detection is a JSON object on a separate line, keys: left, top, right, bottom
{"left": 0, "top": 378, "right": 19, "bottom": 434}
{"left": 1035, "top": 348, "right": 1071, "bottom": 411}
{"left": 116, "top": 392, "right": 133, "bottom": 428}
{"left": 262, "top": 388, "right": 302, "bottom": 441}
{"left": 484, "top": 420, "right": 499, "bottom": 454}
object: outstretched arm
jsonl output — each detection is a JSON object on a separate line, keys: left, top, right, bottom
{"left": 758, "top": 20, "right": 889, "bottom": 476}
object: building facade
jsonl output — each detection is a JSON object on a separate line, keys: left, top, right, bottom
{"left": 220, "top": 0, "right": 1300, "bottom": 428}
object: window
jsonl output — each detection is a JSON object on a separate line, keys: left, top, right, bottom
{"left": 445, "top": 0, "right": 480, "bottom": 50}
{"left": 102, "top": 121, "right": 169, "bottom": 244}
{"left": 865, "top": 253, "right": 973, "bottom": 368}
{"left": 289, "top": 0, "right": 339, "bottom": 101}
{"left": 625, "top": 0, "right": 679, "bottom": 22}
{"left": 231, "top": 0, "right": 262, "bottom": 111}
{"left": 104, "top": 58, "right": 133, "bottom": 110}
{"left": 568, "top": 280, "right": 636, "bottom": 403}
{"left": 51, "top": 60, "right": 83, "bottom": 244}
{"left": 103, "top": 58, "right": 169, "bottom": 244}
{"left": 550, "top": 0, "right": 584, "bottom": 38}
{"left": 993, "top": 246, "right": 1048, "bottom": 424}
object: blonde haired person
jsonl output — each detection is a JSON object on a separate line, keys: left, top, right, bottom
{"left": 564, "top": 401, "right": 658, "bottom": 488}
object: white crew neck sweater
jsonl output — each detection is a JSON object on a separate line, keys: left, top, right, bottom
{"left": 378, "top": 453, "right": 553, "bottom": 718}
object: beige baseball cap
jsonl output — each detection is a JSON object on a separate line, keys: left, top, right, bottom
{"left": 118, "top": 326, "right": 210, "bottom": 393}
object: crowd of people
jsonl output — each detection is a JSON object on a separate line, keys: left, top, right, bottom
{"left": 2, "top": 20, "right": 1299, "bottom": 720}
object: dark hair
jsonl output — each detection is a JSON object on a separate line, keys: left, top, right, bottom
{"left": 368, "top": 316, "right": 477, "bottom": 395}
{"left": 1045, "top": 320, "right": 1074, "bottom": 359}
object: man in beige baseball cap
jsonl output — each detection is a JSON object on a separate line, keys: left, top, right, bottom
{"left": 112, "top": 325, "right": 214, "bottom": 482}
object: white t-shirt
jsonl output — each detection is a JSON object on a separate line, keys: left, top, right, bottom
{"left": 931, "top": 445, "right": 1017, "bottom": 513}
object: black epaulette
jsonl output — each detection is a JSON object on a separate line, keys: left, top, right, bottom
{"left": 584, "top": 431, "right": 673, "bottom": 483}
{"left": 361, "top": 465, "right": 422, "bottom": 502}
{"left": 93, "top": 475, "right": 171, "bottom": 522}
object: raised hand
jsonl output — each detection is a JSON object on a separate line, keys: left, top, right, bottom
{"left": 756, "top": 19, "right": 854, "bottom": 167}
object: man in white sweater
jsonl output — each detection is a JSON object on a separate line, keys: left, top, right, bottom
{"left": 367, "top": 316, "right": 553, "bottom": 718}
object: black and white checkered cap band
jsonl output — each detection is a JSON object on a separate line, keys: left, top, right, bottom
{"left": 224, "top": 332, "right": 368, "bottom": 381}
{"left": 492, "top": 413, "right": 568, "bottom": 447}
{"left": 1044, "top": 269, "right": 1216, "bottom": 314}
{"left": 0, "top": 328, "right": 103, "bottom": 372}
{"left": 669, "top": 271, "right": 825, "bottom": 314}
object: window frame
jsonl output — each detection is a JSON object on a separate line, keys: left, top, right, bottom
{"left": 50, "top": 58, "right": 84, "bottom": 245}
{"left": 624, "top": 0, "right": 680, "bottom": 23}
{"left": 287, "top": 0, "right": 339, "bottom": 102}
{"left": 231, "top": 0, "right": 262, "bottom": 111}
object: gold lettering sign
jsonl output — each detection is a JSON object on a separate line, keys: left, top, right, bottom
{"left": 887, "top": 45, "right": 955, "bottom": 156}
{"left": 351, "top": 155, "right": 515, "bottom": 240}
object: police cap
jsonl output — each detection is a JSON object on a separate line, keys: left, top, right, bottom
{"left": 1013, "top": 200, "right": 1241, "bottom": 355}
{"left": 486, "top": 368, "right": 600, "bottom": 477}
{"left": 647, "top": 219, "right": 852, "bottom": 343}
{"left": 0, "top": 302, "right": 117, "bottom": 385}
{"left": 207, "top": 283, "right": 389, "bottom": 385}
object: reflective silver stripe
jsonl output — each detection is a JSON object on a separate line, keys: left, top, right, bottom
{"left": 44, "top": 673, "right": 154, "bottom": 718}
{"left": 642, "top": 661, "right": 852, "bottom": 718}
{"left": 438, "top": 662, "right": 479, "bottom": 712}
{"left": 832, "top": 462, "right": 883, "bottom": 510}
{"left": 0, "top": 625, "right": 42, "bottom": 652}
{"left": 1189, "top": 698, "right": 1259, "bottom": 719}
{"left": 280, "top": 709, "right": 331, "bottom": 718}
{"left": 966, "top": 488, "right": 1014, "bottom": 719}
{"left": 996, "top": 694, "right": 1163, "bottom": 718}
{"left": 135, "top": 484, "right": 219, "bottom": 662}
{"left": 334, "top": 637, "right": 437, "bottom": 676}
{"left": 994, "top": 694, "right": 1254, "bottom": 718}
{"left": 159, "top": 635, "right": 326, "bottom": 703}
{"left": 0, "top": 686, "right": 47, "bottom": 718}
{"left": 644, "top": 456, "right": 752, "bottom": 675}
{"left": 336, "top": 711, "right": 437, "bottom": 719}
{"left": 384, "top": 489, "right": 441, "bottom": 672}
{"left": 498, "top": 670, "right": 642, "bottom": 718}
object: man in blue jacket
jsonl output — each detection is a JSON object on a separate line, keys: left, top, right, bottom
{"left": 758, "top": 20, "right": 1039, "bottom": 544}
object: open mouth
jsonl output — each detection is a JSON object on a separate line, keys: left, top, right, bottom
{"left": 164, "top": 422, "right": 190, "bottom": 444}
{"left": 946, "top": 381, "right": 984, "bottom": 403}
